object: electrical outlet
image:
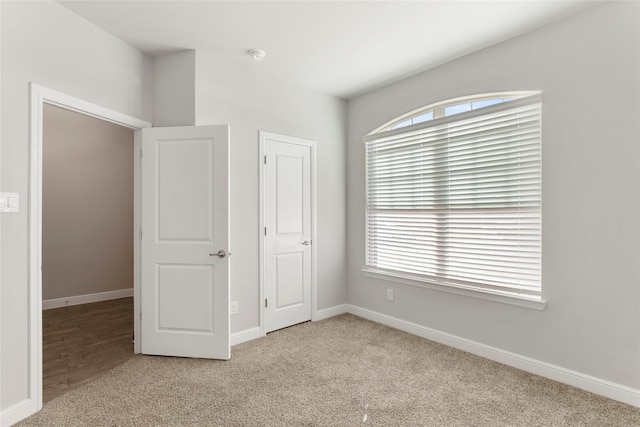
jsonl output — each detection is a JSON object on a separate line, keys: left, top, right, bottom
{"left": 0, "top": 192, "right": 19, "bottom": 212}
{"left": 230, "top": 300, "right": 238, "bottom": 315}
{"left": 386, "top": 288, "right": 394, "bottom": 301}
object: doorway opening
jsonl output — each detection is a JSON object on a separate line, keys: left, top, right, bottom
{"left": 29, "top": 83, "right": 151, "bottom": 411}
{"left": 41, "top": 104, "right": 135, "bottom": 402}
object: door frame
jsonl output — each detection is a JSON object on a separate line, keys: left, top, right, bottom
{"left": 258, "top": 131, "right": 317, "bottom": 337}
{"left": 28, "top": 83, "right": 151, "bottom": 411}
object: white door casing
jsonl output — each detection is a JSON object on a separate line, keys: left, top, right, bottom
{"left": 25, "top": 84, "right": 151, "bottom": 425}
{"left": 141, "top": 125, "right": 230, "bottom": 359}
{"left": 261, "top": 132, "right": 314, "bottom": 333}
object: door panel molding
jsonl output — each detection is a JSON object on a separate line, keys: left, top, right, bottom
{"left": 259, "top": 131, "right": 317, "bottom": 336}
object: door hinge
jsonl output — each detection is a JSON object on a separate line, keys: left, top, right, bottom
{"left": 264, "top": 155, "right": 267, "bottom": 165}
{"left": 140, "top": 230, "right": 143, "bottom": 239}
{"left": 140, "top": 150, "right": 143, "bottom": 159}
{"left": 265, "top": 299, "right": 268, "bottom": 308}
{"left": 264, "top": 227, "right": 267, "bottom": 236}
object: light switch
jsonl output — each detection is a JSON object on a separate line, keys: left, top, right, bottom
{"left": 0, "top": 192, "right": 19, "bottom": 212}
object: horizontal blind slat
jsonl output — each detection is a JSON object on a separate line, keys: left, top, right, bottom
{"left": 365, "top": 99, "right": 542, "bottom": 295}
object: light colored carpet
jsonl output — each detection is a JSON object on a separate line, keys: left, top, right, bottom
{"left": 17, "top": 314, "right": 640, "bottom": 426}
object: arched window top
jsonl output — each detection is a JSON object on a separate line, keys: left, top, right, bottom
{"left": 371, "top": 91, "right": 540, "bottom": 134}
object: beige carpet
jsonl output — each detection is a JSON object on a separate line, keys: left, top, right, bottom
{"left": 18, "top": 314, "right": 640, "bottom": 426}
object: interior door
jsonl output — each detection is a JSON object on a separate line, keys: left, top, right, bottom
{"left": 141, "top": 125, "right": 230, "bottom": 359}
{"left": 263, "top": 134, "right": 313, "bottom": 333}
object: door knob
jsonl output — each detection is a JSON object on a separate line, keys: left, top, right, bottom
{"left": 301, "top": 240, "right": 310, "bottom": 246}
{"left": 210, "top": 250, "right": 226, "bottom": 258}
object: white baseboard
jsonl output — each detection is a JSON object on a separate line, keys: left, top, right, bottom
{"left": 1, "top": 398, "right": 37, "bottom": 427}
{"left": 42, "top": 288, "right": 134, "bottom": 310}
{"left": 313, "top": 304, "right": 348, "bottom": 321}
{"left": 231, "top": 326, "right": 263, "bottom": 346}
{"left": 39, "top": 294, "right": 637, "bottom": 410}
{"left": 231, "top": 304, "right": 348, "bottom": 346}
{"left": 346, "top": 304, "right": 640, "bottom": 408}
{"left": 230, "top": 304, "right": 351, "bottom": 347}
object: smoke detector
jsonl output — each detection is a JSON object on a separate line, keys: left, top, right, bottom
{"left": 249, "top": 49, "right": 266, "bottom": 61}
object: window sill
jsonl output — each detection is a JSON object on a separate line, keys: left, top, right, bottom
{"left": 362, "top": 269, "right": 547, "bottom": 311}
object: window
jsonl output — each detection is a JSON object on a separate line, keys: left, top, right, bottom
{"left": 379, "top": 95, "right": 518, "bottom": 132}
{"left": 364, "top": 93, "right": 543, "bottom": 305}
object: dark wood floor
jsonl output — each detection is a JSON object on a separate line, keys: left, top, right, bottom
{"left": 43, "top": 297, "right": 134, "bottom": 403}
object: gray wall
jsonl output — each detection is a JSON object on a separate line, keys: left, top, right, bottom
{"left": 153, "top": 50, "right": 196, "bottom": 127}
{"left": 42, "top": 104, "right": 134, "bottom": 301}
{"left": 195, "top": 52, "right": 348, "bottom": 334}
{"left": 152, "top": 50, "right": 349, "bottom": 336}
{"left": 1, "top": 0, "right": 153, "bottom": 412}
{"left": 347, "top": 1, "right": 640, "bottom": 389}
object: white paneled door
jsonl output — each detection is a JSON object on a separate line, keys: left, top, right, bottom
{"left": 263, "top": 133, "right": 313, "bottom": 333}
{"left": 141, "top": 125, "right": 230, "bottom": 359}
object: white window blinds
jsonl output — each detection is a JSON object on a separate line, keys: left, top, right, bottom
{"left": 364, "top": 94, "right": 542, "bottom": 298}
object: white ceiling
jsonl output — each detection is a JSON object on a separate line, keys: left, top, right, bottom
{"left": 58, "top": 0, "right": 599, "bottom": 99}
